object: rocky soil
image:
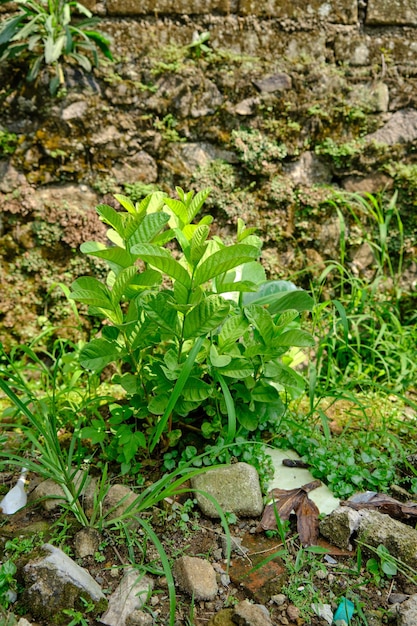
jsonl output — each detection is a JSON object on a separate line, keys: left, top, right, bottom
{"left": 3, "top": 461, "right": 417, "bottom": 625}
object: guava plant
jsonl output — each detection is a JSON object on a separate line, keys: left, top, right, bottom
{"left": 69, "top": 188, "right": 314, "bottom": 469}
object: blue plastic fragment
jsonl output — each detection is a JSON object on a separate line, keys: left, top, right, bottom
{"left": 333, "top": 597, "right": 355, "bottom": 624}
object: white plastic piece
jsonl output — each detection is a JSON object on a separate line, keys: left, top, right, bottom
{"left": 265, "top": 448, "right": 340, "bottom": 515}
{"left": 0, "top": 470, "right": 28, "bottom": 514}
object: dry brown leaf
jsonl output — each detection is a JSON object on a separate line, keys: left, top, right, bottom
{"left": 294, "top": 496, "right": 320, "bottom": 546}
{"left": 256, "top": 480, "right": 322, "bottom": 546}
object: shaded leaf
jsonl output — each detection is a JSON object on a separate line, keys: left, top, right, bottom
{"left": 294, "top": 496, "right": 320, "bottom": 547}
{"left": 183, "top": 295, "right": 230, "bottom": 339}
{"left": 193, "top": 244, "right": 259, "bottom": 286}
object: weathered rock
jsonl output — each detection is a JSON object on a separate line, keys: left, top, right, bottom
{"left": 191, "top": 463, "right": 263, "bottom": 518}
{"left": 284, "top": 151, "right": 332, "bottom": 186}
{"left": 235, "top": 97, "right": 260, "bottom": 116}
{"left": 366, "top": 108, "right": 417, "bottom": 145}
{"left": 21, "top": 543, "right": 106, "bottom": 622}
{"left": 232, "top": 599, "right": 273, "bottom": 626}
{"left": 173, "top": 556, "right": 218, "bottom": 601}
{"left": 110, "top": 150, "right": 158, "bottom": 184}
{"left": 358, "top": 510, "right": 417, "bottom": 570}
{"left": 103, "top": 484, "right": 138, "bottom": 520}
{"left": 253, "top": 73, "right": 292, "bottom": 93}
{"left": 17, "top": 619, "right": 34, "bottom": 626}
{"left": 392, "top": 594, "right": 417, "bottom": 626}
{"left": 319, "top": 506, "right": 361, "bottom": 550}
{"left": 100, "top": 568, "right": 154, "bottom": 626}
{"left": 207, "top": 608, "right": 234, "bottom": 626}
{"left": 366, "top": 0, "right": 417, "bottom": 26}
{"left": 74, "top": 527, "right": 101, "bottom": 558}
{"left": 125, "top": 610, "right": 154, "bottom": 625}
{"left": 28, "top": 470, "right": 95, "bottom": 512}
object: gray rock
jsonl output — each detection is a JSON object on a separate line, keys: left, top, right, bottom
{"left": 61, "top": 100, "right": 88, "bottom": 121}
{"left": 358, "top": 510, "right": 417, "bottom": 570}
{"left": 17, "top": 619, "right": 34, "bottom": 626}
{"left": 111, "top": 150, "right": 158, "bottom": 184}
{"left": 253, "top": 73, "right": 292, "bottom": 93}
{"left": 235, "top": 97, "right": 260, "bottom": 116}
{"left": 233, "top": 599, "right": 273, "bottom": 626}
{"left": 21, "top": 543, "right": 106, "bottom": 620}
{"left": 350, "top": 242, "right": 375, "bottom": 276}
{"left": 74, "top": 527, "right": 101, "bottom": 558}
{"left": 284, "top": 151, "right": 332, "bottom": 185}
{"left": 100, "top": 568, "right": 154, "bottom": 626}
{"left": 173, "top": 556, "right": 218, "bottom": 601}
{"left": 392, "top": 594, "right": 417, "bottom": 626}
{"left": 366, "top": 108, "right": 417, "bottom": 145}
{"left": 320, "top": 506, "right": 361, "bottom": 550}
{"left": 102, "top": 484, "right": 138, "bottom": 521}
{"left": 191, "top": 463, "right": 263, "bottom": 518}
{"left": 125, "top": 610, "right": 154, "bottom": 625}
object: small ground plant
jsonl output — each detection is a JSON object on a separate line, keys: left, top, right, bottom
{"left": 0, "top": 0, "right": 113, "bottom": 94}
{"left": 69, "top": 187, "right": 314, "bottom": 466}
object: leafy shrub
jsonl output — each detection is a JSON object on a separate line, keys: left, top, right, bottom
{"left": 69, "top": 187, "right": 314, "bottom": 465}
{"left": 0, "top": 0, "right": 113, "bottom": 95}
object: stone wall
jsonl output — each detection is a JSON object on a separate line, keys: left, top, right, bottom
{"left": 1, "top": 0, "right": 417, "bottom": 346}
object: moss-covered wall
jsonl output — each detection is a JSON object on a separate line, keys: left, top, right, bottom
{"left": 0, "top": 0, "right": 416, "bottom": 347}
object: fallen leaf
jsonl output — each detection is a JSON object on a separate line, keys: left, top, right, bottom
{"left": 341, "top": 492, "right": 417, "bottom": 521}
{"left": 294, "top": 496, "right": 320, "bottom": 546}
{"left": 256, "top": 480, "right": 322, "bottom": 546}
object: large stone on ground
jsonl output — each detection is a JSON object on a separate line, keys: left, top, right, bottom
{"left": 21, "top": 543, "right": 106, "bottom": 622}
{"left": 173, "top": 556, "right": 218, "bottom": 601}
{"left": 100, "top": 568, "right": 154, "bottom": 626}
{"left": 358, "top": 510, "right": 417, "bottom": 570}
{"left": 233, "top": 599, "right": 273, "bottom": 625}
{"left": 191, "top": 463, "right": 263, "bottom": 518}
{"left": 393, "top": 594, "right": 417, "bottom": 626}
{"left": 320, "top": 506, "right": 362, "bottom": 550}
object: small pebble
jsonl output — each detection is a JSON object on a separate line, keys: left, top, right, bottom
{"left": 316, "top": 569, "right": 328, "bottom": 580}
{"left": 287, "top": 604, "right": 300, "bottom": 621}
{"left": 271, "top": 593, "right": 287, "bottom": 606}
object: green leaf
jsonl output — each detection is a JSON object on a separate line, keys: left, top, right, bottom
{"left": 218, "top": 314, "right": 249, "bottom": 349}
{"left": 251, "top": 382, "right": 280, "bottom": 403}
{"left": 79, "top": 338, "right": 123, "bottom": 370}
{"left": 131, "top": 243, "right": 192, "bottom": 288}
{"left": 186, "top": 188, "right": 211, "bottom": 223}
{"left": 111, "top": 266, "right": 138, "bottom": 305}
{"left": 193, "top": 244, "right": 259, "bottom": 286}
{"left": 96, "top": 204, "right": 124, "bottom": 235}
{"left": 114, "top": 194, "right": 137, "bottom": 214}
{"left": 127, "top": 212, "right": 170, "bottom": 249}
{"left": 274, "top": 329, "right": 315, "bottom": 347}
{"left": 244, "top": 280, "right": 314, "bottom": 312}
{"left": 244, "top": 304, "right": 275, "bottom": 345}
{"left": 209, "top": 344, "right": 231, "bottom": 367}
{"left": 183, "top": 295, "right": 230, "bottom": 339}
{"left": 237, "top": 405, "right": 259, "bottom": 431}
{"left": 219, "top": 358, "right": 253, "bottom": 379}
{"left": 182, "top": 378, "right": 212, "bottom": 402}
{"left": 190, "top": 224, "right": 210, "bottom": 264}
{"left": 69, "top": 276, "right": 113, "bottom": 309}
{"left": 143, "top": 292, "right": 181, "bottom": 335}
{"left": 80, "top": 241, "right": 134, "bottom": 270}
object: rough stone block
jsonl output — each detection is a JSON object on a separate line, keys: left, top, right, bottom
{"left": 358, "top": 510, "right": 417, "bottom": 570}
{"left": 366, "top": 0, "right": 417, "bottom": 26}
{"left": 21, "top": 544, "right": 106, "bottom": 621}
{"left": 237, "top": 0, "right": 358, "bottom": 24}
{"left": 107, "top": 0, "right": 231, "bottom": 15}
{"left": 191, "top": 462, "right": 263, "bottom": 518}
{"left": 174, "top": 556, "right": 218, "bottom": 600}
{"left": 101, "top": 569, "right": 154, "bottom": 626}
